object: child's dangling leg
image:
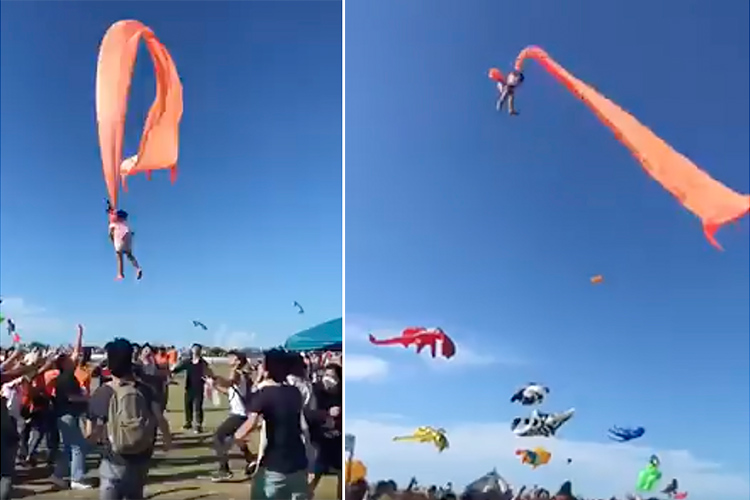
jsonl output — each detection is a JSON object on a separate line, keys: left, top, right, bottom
{"left": 124, "top": 252, "right": 143, "bottom": 280}
{"left": 115, "top": 252, "right": 125, "bottom": 281}
{"left": 507, "top": 93, "right": 519, "bottom": 116}
{"left": 496, "top": 88, "right": 509, "bottom": 111}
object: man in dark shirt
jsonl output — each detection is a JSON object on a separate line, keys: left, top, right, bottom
{"left": 235, "top": 349, "right": 309, "bottom": 500}
{"left": 171, "top": 343, "right": 208, "bottom": 433}
{"left": 88, "top": 338, "right": 172, "bottom": 500}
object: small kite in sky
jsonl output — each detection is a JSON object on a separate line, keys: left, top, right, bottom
{"left": 393, "top": 426, "right": 449, "bottom": 453}
{"left": 511, "top": 409, "right": 575, "bottom": 438}
{"left": 608, "top": 426, "right": 645, "bottom": 442}
{"left": 636, "top": 455, "right": 662, "bottom": 491}
{"left": 515, "top": 447, "right": 551, "bottom": 469}
{"left": 510, "top": 383, "right": 549, "bottom": 405}
{"left": 369, "top": 327, "right": 456, "bottom": 359}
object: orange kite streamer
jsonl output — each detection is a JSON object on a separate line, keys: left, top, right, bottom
{"left": 507, "top": 46, "right": 750, "bottom": 249}
{"left": 96, "top": 20, "right": 184, "bottom": 209}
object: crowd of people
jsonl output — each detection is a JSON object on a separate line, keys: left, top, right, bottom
{"left": 0, "top": 327, "right": 342, "bottom": 500}
{"left": 347, "top": 476, "right": 663, "bottom": 500}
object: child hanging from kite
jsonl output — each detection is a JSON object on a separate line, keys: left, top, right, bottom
{"left": 489, "top": 68, "right": 524, "bottom": 116}
{"left": 106, "top": 201, "right": 143, "bottom": 281}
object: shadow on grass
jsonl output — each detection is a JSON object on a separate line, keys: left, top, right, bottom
{"left": 146, "top": 485, "right": 200, "bottom": 498}
{"left": 152, "top": 454, "right": 219, "bottom": 469}
{"left": 148, "top": 468, "right": 216, "bottom": 484}
{"left": 164, "top": 437, "right": 213, "bottom": 451}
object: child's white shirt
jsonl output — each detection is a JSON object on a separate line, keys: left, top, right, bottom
{"left": 109, "top": 220, "right": 130, "bottom": 243}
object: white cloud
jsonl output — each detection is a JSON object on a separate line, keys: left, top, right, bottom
{"left": 211, "top": 324, "right": 258, "bottom": 349}
{"left": 346, "top": 418, "right": 750, "bottom": 500}
{"left": 346, "top": 354, "right": 390, "bottom": 381}
{"left": 0, "top": 296, "right": 67, "bottom": 339}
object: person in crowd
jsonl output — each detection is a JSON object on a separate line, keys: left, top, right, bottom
{"left": 171, "top": 343, "right": 209, "bottom": 433}
{"left": 308, "top": 363, "right": 342, "bottom": 499}
{"left": 20, "top": 361, "right": 59, "bottom": 468}
{"left": 50, "top": 325, "right": 91, "bottom": 490}
{"left": 74, "top": 347, "right": 94, "bottom": 436}
{"left": 286, "top": 352, "right": 317, "bottom": 411}
{"left": 1, "top": 348, "right": 57, "bottom": 500}
{"left": 205, "top": 350, "right": 257, "bottom": 481}
{"left": 88, "top": 338, "right": 172, "bottom": 500}
{"left": 235, "top": 348, "right": 311, "bottom": 500}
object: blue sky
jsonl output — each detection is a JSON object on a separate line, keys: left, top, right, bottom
{"left": 344, "top": 0, "right": 749, "bottom": 497}
{"left": 0, "top": 2, "right": 342, "bottom": 348}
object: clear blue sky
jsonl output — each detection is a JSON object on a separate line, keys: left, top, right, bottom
{"left": 0, "top": 1, "right": 342, "bottom": 347}
{"left": 345, "top": 0, "right": 749, "bottom": 493}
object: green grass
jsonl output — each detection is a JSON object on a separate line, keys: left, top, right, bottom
{"left": 14, "top": 373, "right": 338, "bottom": 499}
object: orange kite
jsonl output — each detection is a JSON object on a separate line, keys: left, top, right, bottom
{"left": 96, "top": 20, "right": 184, "bottom": 210}
{"left": 495, "top": 46, "right": 750, "bottom": 249}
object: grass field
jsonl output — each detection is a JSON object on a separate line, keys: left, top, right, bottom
{"left": 13, "top": 372, "right": 338, "bottom": 499}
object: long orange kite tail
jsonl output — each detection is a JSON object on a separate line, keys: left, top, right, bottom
{"left": 514, "top": 45, "right": 750, "bottom": 249}
{"left": 96, "top": 20, "right": 184, "bottom": 209}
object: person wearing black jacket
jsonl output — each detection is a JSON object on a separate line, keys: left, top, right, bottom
{"left": 171, "top": 344, "right": 209, "bottom": 433}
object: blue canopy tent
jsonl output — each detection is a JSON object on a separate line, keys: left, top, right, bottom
{"left": 284, "top": 318, "right": 342, "bottom": 352}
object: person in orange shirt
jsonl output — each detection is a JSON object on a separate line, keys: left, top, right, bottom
{"left": 167, "top": 347, "right": 178, "bottom": 368}
{"left": 22, "top": 370, "right": 60, "bottom": 467}
{"left": 74, "top": 366, "right": 92, "bottom": 396}
{"left": 73, "top": 351, "right": 93, "bottom": 396}
{"left": 154, "top": 348, "right": 168, "bottom": 367}
{"left": 43, "top": 368, "right": 60, "bottom": 395}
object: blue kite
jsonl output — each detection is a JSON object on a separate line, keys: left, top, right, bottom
{"left": 293, "top": 301, "right": 305, "bottom": 314}
{"left": 192, "top": 320, "right": 208, "bottom": 330}
{"left": 608, "top": 426, "right": 645, "bottom": 442}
